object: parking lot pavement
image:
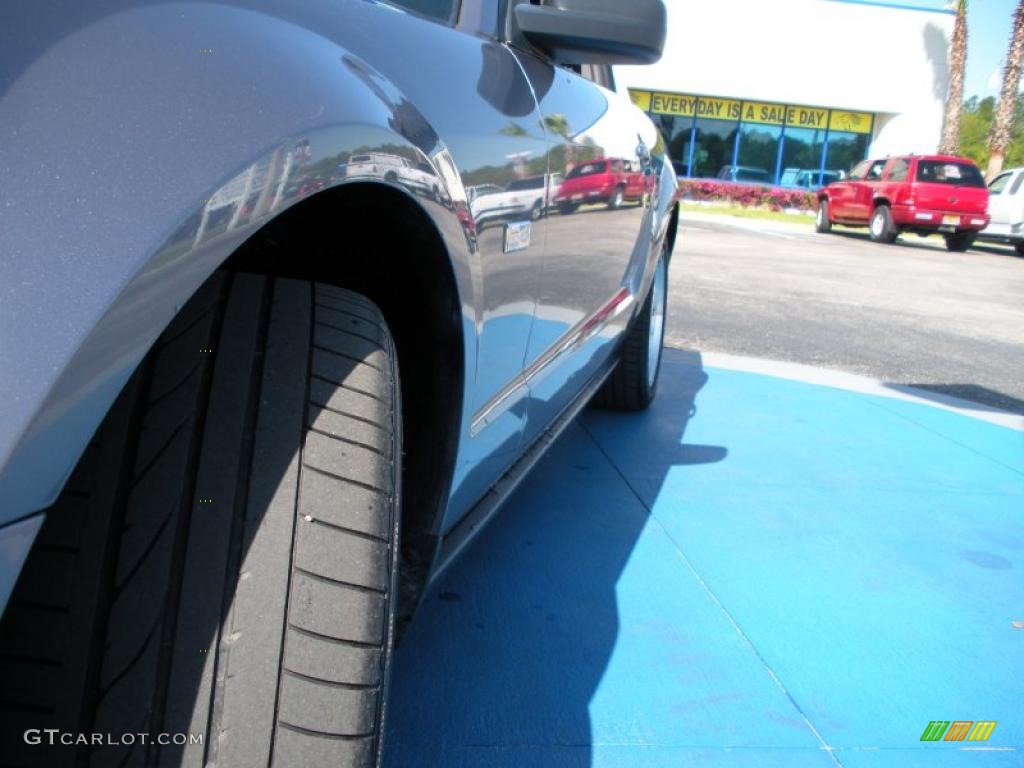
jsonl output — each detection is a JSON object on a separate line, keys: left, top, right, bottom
{"left": 667, "top": 214, "right": 1024, "bottom": 414}
{"left": 385, "top": 349, "right": 1023, "bottom": 767}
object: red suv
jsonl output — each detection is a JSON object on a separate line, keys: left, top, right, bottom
{"left": 815, "top": 155, "right": 990, "bottom": 251}
{"left": 554, "top": 157, "right": 647, "bottom": 214}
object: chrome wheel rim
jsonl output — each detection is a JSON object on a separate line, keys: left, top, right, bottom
{"left": 646, "top": 256, "right": 667, "bottom": 389}
{"left": 816, "top": 205, "right": 824, "bottom": 227}
{"left": 871, "top": 211, "right": 883, "bottom": 237}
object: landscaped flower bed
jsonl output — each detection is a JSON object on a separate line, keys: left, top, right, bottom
{"left": 678, "top": 179, "right": 817, "bottom": 212}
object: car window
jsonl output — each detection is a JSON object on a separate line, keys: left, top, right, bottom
{"left": 847, "top": 160, "right": 870, "bottom": 181}
{"left": 887, "top": 158, "right": 909, "bottom": 182}
{"left": 1012, "top": 172, "right": 1024, "bottom": 195}
{"left": 916, "top": 160, "right": 985, "bottom": 187}
{"left": 507, "top": 177, "right": 544, "bottom": 190}
{"left": 988, "top": 172, "right": 1013, "bottom": 195}
{"left": 865, "top": 160, "right": 886, "bottom": 181}
{"left": 567, "top": 161, "right": 607, "bottom": 178}
{"left": 384, "top": 0, "right": 458, "bottom": 23}
{"left": 737, "top": 169, "right": 770, "bottom": 182}
{"left": 580, "top": 64, "right": 616, "bottom": 90}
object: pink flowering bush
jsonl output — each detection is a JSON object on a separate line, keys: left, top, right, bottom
{"left": 678, "top": 180, "right": 816, "bottom": 212}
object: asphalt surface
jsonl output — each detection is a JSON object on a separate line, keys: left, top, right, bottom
{"left": 666, "top": 213, "right": 1024, "bottom": 414}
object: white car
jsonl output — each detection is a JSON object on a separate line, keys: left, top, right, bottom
{"left": 468, "top": 174, "right": 562, "bottom": 224}
{"left": 343, "top": 152, "right": 441, "bottom": 198}
{"left": 978, "top": 167, "right": 1024, "bottom": 255}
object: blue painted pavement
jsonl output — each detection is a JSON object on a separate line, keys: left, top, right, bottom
{"left": 385, "top": 349, "right": 1024, "bottom": 767}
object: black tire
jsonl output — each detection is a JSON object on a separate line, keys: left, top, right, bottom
{"left": 608, "top": 186, "right": 624, "bottom": 210}
{"left": 815, "top": 198, "right": 832, "bottom": 233}
{"left": 592, "top": 249, "right": 668, "bottom": 411}
{"left": 529, "top": 200, "right": 543, "bottom": 221}
{"left": 1016, "top": 242, "right": 1024, "bottom": 256}
{"left": 869, "top": 205, "right": 897, "bottom": 243}
{"left": 944, "top": 232, "right": 976, "bottom": 252}
{"left": 558, "top": 201, "right": 577, "bottom": 216}
{"left": 0, "top": 274, "right": 401, "bottom": 768}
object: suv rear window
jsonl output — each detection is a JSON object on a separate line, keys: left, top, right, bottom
{"left": 567, "top": 161, "right": 607, "bottom": 178}
{"left": 916, "top": 160, "right": 985, "bottom": 188}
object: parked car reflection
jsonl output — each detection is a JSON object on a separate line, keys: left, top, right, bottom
{"left": 340, "top": 151, "right": 441, "bottom": 200}
{"left": 553, "top": 158, "right": 646, "bottom": 214}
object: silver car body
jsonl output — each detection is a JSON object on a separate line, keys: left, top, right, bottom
{"left": 0, "top": 0, "right": 677, "bottom": 610}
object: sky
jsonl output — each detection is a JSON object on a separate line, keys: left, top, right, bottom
{"left": 962, "top": 0, "right": 1018, "bottom": 99}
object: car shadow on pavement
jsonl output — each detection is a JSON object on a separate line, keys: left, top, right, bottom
{"left": 384, "top": 348, "right": 726, "bottom": 767}
{"left": 829, "top": 228, "right": 1022, "bottom": 258}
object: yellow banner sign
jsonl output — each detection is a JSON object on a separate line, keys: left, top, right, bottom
{"left": 649, "top": 92, "right": 698, "bottom": 117}
{"left": 629, "top": 88, "right": 873, "bottom": 135}
{"left": 629, "top": 90, "right": 651, "bottom": 111}
{"left": 828, "top": 110, "right": 873, "bottom": 134}
{"left": 741, "top": 101, "right": 788, "bottom": 126}
{"left": 785, "top": 106, "right": 828, "bottom": 129}
{"left": 697, "top": 97, "right": 742, "bottom": 121}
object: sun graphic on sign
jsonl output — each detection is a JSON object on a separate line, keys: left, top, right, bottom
{"left": 833, "top": 112, "right": 857, "bottom": 131}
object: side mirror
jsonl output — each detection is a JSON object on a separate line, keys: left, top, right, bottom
{"left": 514, "top": 0, "right": 667, "bottom": 66}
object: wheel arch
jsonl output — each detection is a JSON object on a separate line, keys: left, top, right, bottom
{"left": 223, "top": 181, "right": 465, "bottom": 598}
{"left": 0, "top": 1, "right": 478, "bottom": 553}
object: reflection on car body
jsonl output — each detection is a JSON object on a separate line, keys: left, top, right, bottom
{"left": 0, "top": 1, "right": 674, "bottom": 766}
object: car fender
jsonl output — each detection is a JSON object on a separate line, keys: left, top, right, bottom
{"left": 0, "top": 2, "right": 478, "bottom": 527}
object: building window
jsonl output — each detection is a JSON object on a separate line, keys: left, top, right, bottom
{"left": 692, "top": 118, "right": 739, "bottom": 178}
{"left": 736, "top": 122, "right": 782, "bottom": 182}
{"left": 778, "top": 127, "right": 826, "bottom": 188}
{"left": 653, "top": 114, "right": 695, "bottom": 177}
{"left": 823, "top": 131, "right": 870, "bottom": 177}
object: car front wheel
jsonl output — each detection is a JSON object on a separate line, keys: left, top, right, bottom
{"left": 593, "top": 247, "right": 667, "bottom": 410}
{"left": 815, "top": 198, "right": 832, "bottom": 233}
{"left": 0, "top": 275, "right": 402, "bottom": 768}
{"left": 869, "top": 205, "right": 897, "bottom": 244}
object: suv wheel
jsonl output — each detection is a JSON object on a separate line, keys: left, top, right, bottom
{"left": 593, "top": 247, "right": 667, "bottom": 410}
{"left": 0, "top": 274, "right": 401, "bottom": 768}
{"left": 1016, "top": 242, "right": 1024, "bottom": 256}
{"left": 815, "top": 198, "right": 832, "bottom": 233}
{"left": 869, "top": 205, "right": 897, "bottom": 244}
{"left": 944, "top": 232, "right": 976, "bottom": 252}
{"left": 530, "top": 200, "right": 543, "bottom": 220}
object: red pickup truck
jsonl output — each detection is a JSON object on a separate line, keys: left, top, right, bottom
{"left": 554, "top": 157, "right": 648, "bottom": 214}
{"left": 815, "top": 154, "right": 990, "bottom": 251}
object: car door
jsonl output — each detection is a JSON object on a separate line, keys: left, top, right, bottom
{"left": 829, "top": 159, "right": 869, "bottom": 218}
{"left": 848, "top": 158, "right": 886, "bottom": 221}
{"left": 332, "top": 0, "right": 552, "bottom": 528}
{"left": 986, "top": 170, "right": 1020, "bottom": 233}
{"left": 510, "top": 50, "right": 656, "bottom": 443}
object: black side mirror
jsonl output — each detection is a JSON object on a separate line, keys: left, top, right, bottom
{"left": 514, "top": 0, "right": 667, "bottom": 66}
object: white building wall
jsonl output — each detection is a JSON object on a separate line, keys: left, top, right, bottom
{"left": 615, "top": 0, "right": 954, "bottom": 156}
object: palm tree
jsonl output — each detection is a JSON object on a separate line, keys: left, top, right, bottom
{"left": 938, "top": 0, "right": 968, "bottom": 155}
{"left": 986, "top": 0, "right": 1024, "bottom": 178}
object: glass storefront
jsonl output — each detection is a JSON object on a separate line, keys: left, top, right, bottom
{"left": 692, "top": 118, "right": 738, "bottom": 179}
{"left": 629, "top": 89, "right": 873, "bottom": 189}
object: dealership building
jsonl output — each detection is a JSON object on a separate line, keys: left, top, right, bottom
{"left": 614, "top": 0, "right": 955, "bottom": 187}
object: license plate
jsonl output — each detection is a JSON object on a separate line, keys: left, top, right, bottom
{"left": 942, "top": 214, "right": 960, "bottom": 226}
